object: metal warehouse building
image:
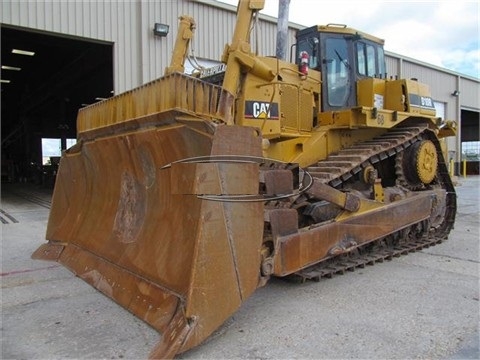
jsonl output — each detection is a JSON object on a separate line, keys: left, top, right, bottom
{"left": 1, "top": 0, "right": 479, "bottom": 183}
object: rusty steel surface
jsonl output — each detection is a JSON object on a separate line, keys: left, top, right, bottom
{"left": 273, "top": 191, "right": 434, "bottom": 276}
{"left": 33, "top": 121, "right": 265, "bottom": 358}
{"left": 76, "top": 73, "right": 230, "bottom": 133}
{"left": 307, "top": 180, "right": 360, "bottom": 212}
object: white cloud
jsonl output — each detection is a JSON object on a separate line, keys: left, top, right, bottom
{"left": 443, "top": 47, "right": 480, "bottom": 78}
{"left": 218, "top": 0, "right": 479, "bottom": 77}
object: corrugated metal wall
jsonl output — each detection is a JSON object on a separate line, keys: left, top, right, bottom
{"left": 384, "top": 55, "right": 399, "bottom": 79}
{"left": 459, "top": 78, "right": 480, "bottom": 109}
{"left": 383, "top": 53, "right": 479, "bottom": 121}
{"left": 1, "top": 0, "right": 140, "bottom": 92}
{"left": 1, "top": 0, "right": 478, "bottom": 132}
{"left": 137, "top": 0, "right": 297, "bottom": 84}
{"left": 1, "top": 0, "right": 297, "bottom": 95}
{"left": 402, "top": 60, "right": 458, "bottom": 119}
{"left": 2, "top": 0, "right": 478, "bottom": 166}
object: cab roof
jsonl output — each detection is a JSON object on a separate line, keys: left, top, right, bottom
{"left": 315, "top": 24, "right": 385, "bottom": 45}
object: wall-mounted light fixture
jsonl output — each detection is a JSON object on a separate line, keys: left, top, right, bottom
{"left": 451, "top": 90, "right": 460, "bottom": 97}
{"left": 153, "top": 23, "right": 169, "bottom": 37}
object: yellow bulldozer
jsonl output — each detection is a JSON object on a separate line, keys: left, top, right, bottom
{"left": 32, "top": 0, "right": 457, "bottom": 358}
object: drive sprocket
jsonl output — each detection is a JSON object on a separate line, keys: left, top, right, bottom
{"left": 396, "top": 139, "right": 438, "bottom": 190}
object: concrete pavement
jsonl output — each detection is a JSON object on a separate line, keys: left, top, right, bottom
{"left": 1, "top": 177, "right": 479, "bottom": 359}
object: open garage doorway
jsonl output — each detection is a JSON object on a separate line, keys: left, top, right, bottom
{"left": 460, "top": 109, "right": 480, "bottom": 175}
{"left": 1, "top": 25, "right": 113, "bottom": 185}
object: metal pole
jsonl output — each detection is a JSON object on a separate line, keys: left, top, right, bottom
{"left": 455, "top": 75, "right": 462, "bottom": 176}
{"left": 276, "top": 0, "right": 290, "bottom": 60}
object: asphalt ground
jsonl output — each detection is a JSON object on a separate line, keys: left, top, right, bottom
{"left": 1, "top": 176, "right": 479, "bottom": 359}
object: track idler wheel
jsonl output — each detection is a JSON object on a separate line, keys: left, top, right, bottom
{"left": 401, "top": 139, "right": 438, "bottom": 188}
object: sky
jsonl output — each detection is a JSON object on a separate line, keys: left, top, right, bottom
{"left": 219, "top": 0, "right": 479, "bottom": 78}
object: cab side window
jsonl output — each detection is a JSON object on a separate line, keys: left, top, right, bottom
{"left": 356, "top": 41, "right": 385, "bottom": 78}
{"left": 297, "top": 38, "right": 319, "bottom": 69}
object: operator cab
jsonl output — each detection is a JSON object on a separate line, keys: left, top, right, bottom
{"left": 295, "top": 24, "right": 386, "bottom": 112}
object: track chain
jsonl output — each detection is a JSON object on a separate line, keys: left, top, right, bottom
{"left": 294, "top": 235, "right": 445, "bottom": 282}
{"left": 293, "top": 122, "right": 456, "bottom": 282}
{"left": 306, "top": 124, "right": 427, "bottom": 187}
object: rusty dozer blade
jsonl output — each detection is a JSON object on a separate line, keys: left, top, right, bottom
{"left": 32, "top": 113, "right": 265, "bottom": 358}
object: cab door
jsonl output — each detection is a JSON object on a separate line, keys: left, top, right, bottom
{"left": 319, "top": 35, "right": 356, "bottom": 112}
